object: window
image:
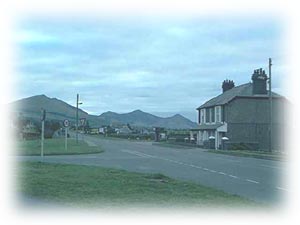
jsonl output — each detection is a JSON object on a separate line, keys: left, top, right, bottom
{"left": 215, "top": 106, "right": 221, "bottom": 122}
{"left": 204, "top": 107, "right": 216, "bottom": 123}
{"left": 200, "top": 109, "right": 205, "bottom": 124}
{"left": 205, "top": 108, "right": 210, "bottom": 123}
{"left": 211, "top": 107, "right": 215, "bottom": 123}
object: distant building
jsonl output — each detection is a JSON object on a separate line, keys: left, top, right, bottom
{"left": 117, "top": 126, "right": 132, "bottom": 134}
{"left": 190, "top": 68, "right": 288, "bottom": 151}
{"left": 21, "top": 120, "right": 40, "bottom": 139}
{"left": 98, "top": 127, "right": 105, "bottom": 134}
{"left": 89, "top": 128, "right": 100, "bottom": 134}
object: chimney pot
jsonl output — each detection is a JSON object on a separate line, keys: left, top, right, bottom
{"left": 222, "top": 79, "right": 235, "bottom": 93}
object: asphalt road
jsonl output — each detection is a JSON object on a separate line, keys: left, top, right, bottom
{"left": 19, "top": 134, "right": 288, "bottom": 204}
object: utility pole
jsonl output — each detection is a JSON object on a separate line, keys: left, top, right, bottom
{"left": 268, "top": 58, "right": 273, "bottom": 152}
{"left": 41, "top": 108, "right": 46, "bottom": 159}
{"left": 76, "top": 94, "right": 79, "bottom": 144}
{"left": 41, "top": 120, "right": 44, "bottom": 157}
{"left": 76, "top": 94, "right": 83, "bottom": 144}
{"left": 65, "top": 126, "right": 68, "bottom": 150}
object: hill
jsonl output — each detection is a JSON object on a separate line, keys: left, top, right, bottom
{"left": 99, "top": 110, "right": 197, "bottom": 129}
{"left": 10, "top": 95, "right": 198, "bottom": 129}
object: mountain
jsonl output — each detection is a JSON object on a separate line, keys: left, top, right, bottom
{"left": 99, "top": 110, "right": 160, "bottom": 126}
{"left": 99, "top": 110, "right": 197, "bottom": 129}
{"left": 10, "top": 95, "right": 103, "bottom": 126}
{"left": 10, "top": 95, "right": 198, "bottom": 129}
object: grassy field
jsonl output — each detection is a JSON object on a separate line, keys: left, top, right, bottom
{"left": 18, "top": 161, "right": 257, "bottom": 208}
{"left": 207, "top": 149, "right": 285, "bottom": 161}
{"left": 16, "top": 138, "right": 103, "bottom": 156}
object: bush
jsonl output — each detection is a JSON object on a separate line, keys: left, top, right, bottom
{"left": 225, "top": 142, "right": 259, "bottom": 151}
{"left": 108, "top": 133, "right": 155, "bottom": 140}
{"left": 203, "top": 140, "right": 210, "bottom": 149}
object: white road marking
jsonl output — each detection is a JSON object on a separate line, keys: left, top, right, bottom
{"left": 218, "top": 172, "right": 227, "bottom": 175}
{"left": 166, "top": 159, "right": 179, "bottom": 163}
{"left": 120, "top": 149, "right": 282, "bottom": 189}
{"left": 246, "top": 179, "right": 259, "bottom": 184}
{"left": 190, "top": 164, "right": 202, "bottom": 169}
{"left": 121, "top": 150, "right": 151, "bottom": 158}
{"left": 276, "top": 186, "right": 289, "bottom": 192}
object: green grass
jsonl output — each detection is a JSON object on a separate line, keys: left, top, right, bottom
{"left": 16, "top": 138, "right": 103, "bottom": 156}
{"left": 207, "top": 149, "right": 285, "bottom": 161}
{"left": 18, "top": 161, "right": 257, "bottom": 208}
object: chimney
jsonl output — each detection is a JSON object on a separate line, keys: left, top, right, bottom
{"left": 222, "top": 79, "right": 235, "bottom": 93}
{"left": 251, "top": 68, "right": 268, "bottom": 95}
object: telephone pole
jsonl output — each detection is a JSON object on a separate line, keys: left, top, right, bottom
{"left": 41, "top": 108, "right": 46, "bottom": 159}
{"left": 268, "top": 58, "right": 273, "bottom": 152}
{"left": 76, "top": 93, "right": 83, "bottom": 144}
{"left": 76, "top": 94, "right": 79, "bottom": 144}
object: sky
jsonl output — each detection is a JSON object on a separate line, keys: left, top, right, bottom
{"left": 13, "top": 16, "right": 285, "bottom": 122}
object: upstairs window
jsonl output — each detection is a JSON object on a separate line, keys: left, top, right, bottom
{"left": 205, "top": 108, "right": 210, "bottom": 123}
{"left": 211, "top": 107, "right": 215, "bottom": 123}
{"left": 200, "top": 109, "right": 205, "bottom": 124}
{"left": 215, "top": 106, "right": 221, "bottom": 122}
{"left": 204, "top": 107, "right": 216, "bottom": 124}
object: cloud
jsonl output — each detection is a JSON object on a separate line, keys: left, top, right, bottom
{"left": 15, "top": 30, "right": 59, "bottom": 44}
{"left": 13, "top": 17, "right": 284, "bottom": 121}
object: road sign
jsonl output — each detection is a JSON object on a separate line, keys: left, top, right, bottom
{"left": 63, "top": 119, "right": 69, "bottom": 127}
{"left": 80, "top": 118, "right": 86, "bottom": 126}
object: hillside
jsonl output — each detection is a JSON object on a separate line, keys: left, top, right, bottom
{"left": 10, "top": 95, "right": 198, "bottom": 129}
{"left": 10, "top": 95, "right": 102, "bottom": 126}
{"left": 99, "top": 110, "right": 197, "bottom": 129}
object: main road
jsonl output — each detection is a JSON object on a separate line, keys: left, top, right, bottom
{"left": 19, "top": 134, "right": 288, "bottom": 204}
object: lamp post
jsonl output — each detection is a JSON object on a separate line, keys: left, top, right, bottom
{"left": 76, "top": 94, "right": 83, "bottom": 144}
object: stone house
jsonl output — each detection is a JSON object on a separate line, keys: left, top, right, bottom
{"left": 190, "top": 68, "right": 288, "bottom": 151}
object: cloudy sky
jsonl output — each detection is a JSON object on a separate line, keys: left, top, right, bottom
{"left": 13, "top": 16, "right": 285, "bottom": 121}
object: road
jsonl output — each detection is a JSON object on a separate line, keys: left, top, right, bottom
{"left": 19, "top": 134, "right": 288, "bottom": 204}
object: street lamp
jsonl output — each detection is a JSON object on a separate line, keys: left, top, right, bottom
{"left": 76, "top": 94, "right": 83, "bottom": 144}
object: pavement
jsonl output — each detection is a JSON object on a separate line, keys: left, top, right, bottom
{"left": 18, "top": 133, "right": 288, "bottom": 204}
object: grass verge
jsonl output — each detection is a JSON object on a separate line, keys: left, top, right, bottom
{"left": 88, "top": 134, "right": 152, "bottom": 142}
{"left": 16, "top": 138, "right": 103, "bottom": 156}
{"left": 207, "top": 149, "right": 285, "bottom": 161}
{"left": 152, "top": 141, "right": 197, "bottom": 149}
{"left": 17, "top": 161, "right": 256, "bottom": 208}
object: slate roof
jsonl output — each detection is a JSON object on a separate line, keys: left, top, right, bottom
{"left": 197, "top": 82, "right": 282, "bottom": 109}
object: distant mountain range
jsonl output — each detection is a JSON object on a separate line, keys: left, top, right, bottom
{"left": 10, "top": 95, "right": 198, "bottom": 129}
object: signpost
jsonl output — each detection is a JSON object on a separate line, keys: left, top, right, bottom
{"left": 80, "top": 118, "right": 86, "bottom": 126}
{"left": 80, "top": 118, "right": 86, "bottom": 141}
{"left": 40, "top": 108, "right": 46, "bottom": 159}
{"left": 63, "top": 119, "right": 69, "bottom": 151}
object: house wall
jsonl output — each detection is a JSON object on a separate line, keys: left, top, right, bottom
{"left": 225, "top": 97, "right": 287, "bottom": 150}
